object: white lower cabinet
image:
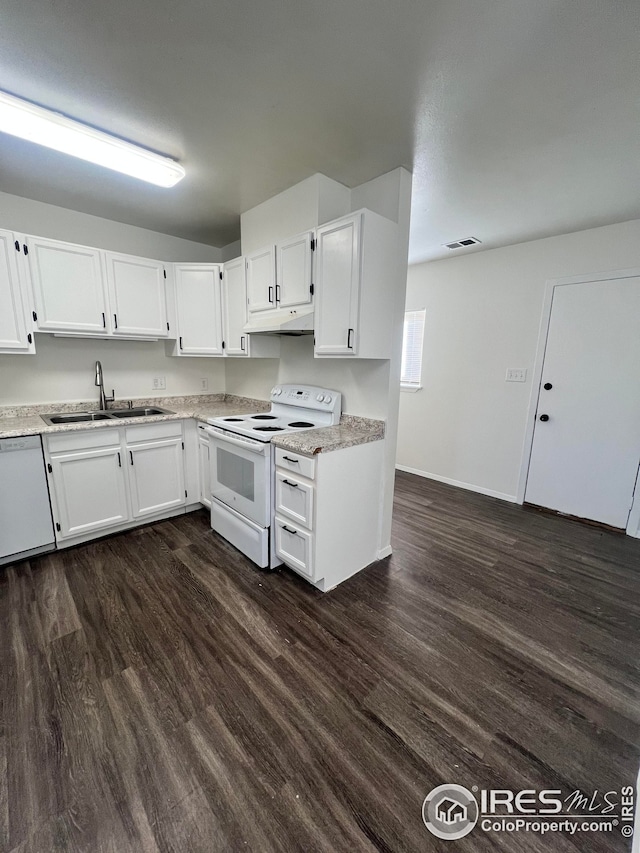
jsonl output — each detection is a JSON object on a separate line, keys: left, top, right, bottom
{"left": 197, "top": 425, "right": 211, "bottom": 508}
{"left": 127, "top": 436, "right": 186, "bottom": 518}
{"left": 275, "top": 470, "right": 313, "bottom": 529}
{"left": 46, "top": 430, "right": 129, "bottom": 540}
{"left": 275, "top": 519, "right": 313, "bottom": 579}
{"left": 274, "top": 440, "right": 384, "bottom": 591}
{"left": 45, "top": 421, "right": 186, "bottom": 545}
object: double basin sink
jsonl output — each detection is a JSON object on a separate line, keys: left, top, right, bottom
{"left": 41, "top": 407, "right": 174, "bottom": 426}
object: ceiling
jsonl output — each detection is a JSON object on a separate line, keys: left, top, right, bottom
{"left": 0, "top": 0, "right": 638, "bottom": 264}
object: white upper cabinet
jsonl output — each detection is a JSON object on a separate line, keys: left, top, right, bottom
{"left": 27, "top": 236, "right": 108, "bottom": 334}
{"left": 0, "top": 230, "right": 34, "bottom": 353}
{"left": 174, "top": 264, "right": 223, "bottom": 356}
{"left": 277, "top": 231, "right": 314, "bottom": 309}
{"left": 105, "top": 252, "right": 168, "bottom": 338}
{"left": 314, "top": 210, "right": 398, "bottom": 359}
{"left": 222, "top": 257, "right": 249, "bottom": 356}
{"left": 247, "top": 233, "right": 314, "bottom": 316}
{"left": 314, "top": 215, "right": 361, "bottom": 356}
{"left": 246, "top": 246, "right": 276, "bottom": 314}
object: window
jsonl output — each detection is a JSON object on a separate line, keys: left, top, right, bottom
{"left": 401, "top": 309, "right": 425, "bottom": 390}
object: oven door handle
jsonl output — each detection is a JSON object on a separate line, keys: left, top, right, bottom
{"left": 206, "top": 428, "right": 269, "bottom": 455}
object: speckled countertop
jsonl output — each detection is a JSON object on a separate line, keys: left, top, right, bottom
{"left": 0, "top": 395, "right": 385, "bottom": 453}
{"left": 272, "top": 414, "right": 385, "bottom": 456}
{"left": 0, "top": 394, "right": 269, "bottom": 439}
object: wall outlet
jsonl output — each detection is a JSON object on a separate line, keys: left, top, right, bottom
{"left": 153, "top": 376, "right": 166, "bottom": 390}
{"left": 506, "top": 368, "right": 527, "bottom": 383}
{"left": 200, "top": 377, "right": 208, "bottom": 391}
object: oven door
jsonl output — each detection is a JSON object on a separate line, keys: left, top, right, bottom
{"left": 208, "top": 427, "right": 271, "bottom": 528}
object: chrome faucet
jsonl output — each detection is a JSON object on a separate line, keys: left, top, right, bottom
{"left": 95, "top": 361, "right": 115, "bottom": 411}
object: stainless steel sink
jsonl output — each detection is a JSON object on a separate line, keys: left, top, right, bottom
{"left": 41, "top": 406, "right": 174, "bottom": 426}
{"left": 42, "top": 412, "right": 115, "bottom": 425}
{"left": 109, "top": 407, "right": 173, "bottom": 418}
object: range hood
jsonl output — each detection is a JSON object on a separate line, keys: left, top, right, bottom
{"left": 243, "top": 307, "right": 314, "bottom": 335}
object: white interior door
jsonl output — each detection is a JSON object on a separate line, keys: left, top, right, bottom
{"left": 525, "top": 275, "right": 640, "bottom": 528}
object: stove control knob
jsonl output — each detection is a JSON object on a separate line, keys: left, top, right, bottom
{"left": 316, "top": 394, "right": 324, "bottom": 402}
{"left": 324, "top": 396, "right": 332, "bottom": 404}
{"left": 274, "top": 387, "right": 282, "bottom": 396}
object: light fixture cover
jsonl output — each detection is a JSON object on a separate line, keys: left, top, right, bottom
{"left": 0, "top": 90, "right": 185, "bottom": 187}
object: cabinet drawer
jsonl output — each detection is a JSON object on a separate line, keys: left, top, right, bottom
{"left": 275, "top": 516, "right": 316, "bottom": 580}
{"left": 275, "top": 447, "right": 315, "bottom": 480}
{"left": 275, "top": 471, "right": 314, "bottom": 530}
{"left": 46, "top": 427, "right": 121, "bottom": 454}
{"left": 125, "top": 420, "right": 182, "bottom": 443}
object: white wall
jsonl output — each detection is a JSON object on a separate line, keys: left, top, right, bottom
{"left": 240, "top": 174, "right": 350, "bottom": 255}
{"left": 225, "top": 338, "right": 391, "bottom": 418}
{"left": 0, "top": 336, "right": 225, "bottom": 406}
{"left": 397, "top": 218, "right": 640, "bottom": 502}
{"left": 0, "top": 191, "right": 227, "bottom": 406}
{"left": 0, "top": 191, "right": 223, "bottom": 262}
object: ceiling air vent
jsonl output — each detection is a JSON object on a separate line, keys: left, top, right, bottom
{"left": 444, "top": 237, "right": 482, "bottom": 250}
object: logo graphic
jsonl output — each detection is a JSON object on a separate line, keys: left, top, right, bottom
{"left": 423, "top": 784, "right": 479, "bottom": 840}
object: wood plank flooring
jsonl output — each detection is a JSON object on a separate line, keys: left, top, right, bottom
{"left": 1, "top": 471, "right": 639, "bottom": 852}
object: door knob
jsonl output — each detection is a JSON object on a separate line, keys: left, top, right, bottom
{"left": 539, "top": 414, "right": 550, "bottom": 422}
{"left": 543, "top": 382, "right": 553, "bottom": 390}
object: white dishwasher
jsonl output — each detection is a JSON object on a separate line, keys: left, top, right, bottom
{"left": 0, "top": 435, "right": 56, "bottom": 566}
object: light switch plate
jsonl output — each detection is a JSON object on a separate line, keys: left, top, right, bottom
{"left": 506, "top": 368, "right": 527, "bottom": 382}
{"left": 200, "top": 377, "right": 208, "bottom": 391}
{"left": 153, "top": 376, "right": 166, "bottom": 390}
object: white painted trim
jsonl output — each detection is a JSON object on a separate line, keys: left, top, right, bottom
{"left": 400, "top": 384, "right": 422, "bottom": 393}
{"left": 396, "top": 464, "right": 517, "bottom": 503}
{"left": 626, "top": 464, "right": 640, "bottom": 538}
{"left": 377, "top": 545, "right": 393, "bottom": 559}
{"left": 633, "top": 763, "right": 640, "bottom": 853}
{"left": 516, "top": 266, "right": 640, "bottom": 537}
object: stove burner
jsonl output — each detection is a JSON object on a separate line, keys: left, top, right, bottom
{"left": 253, "top": 426, "right": 284, "bottom": 432}
{"left": 250, "top": 414, "right": 278, "bottom": 420}
{"left": 288, "top": 421, "right": 315, "bottom": 428}
{"left": 223, "top": 417, "right": 245, "bottom": 421}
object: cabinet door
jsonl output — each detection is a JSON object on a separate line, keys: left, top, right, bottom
{"left": 198, "top": 434, "right": 211, "bottom": 508}
{"left": 50, "top": 447, "right": 130, "bottom": 539}
{"left": 275, "top": 516, "right": 315, "bottom": 579}
{"left": 314, "top": 214, "right": 361, "bottom": 356}
{"left": 127, "top": 438, "right": 185, "bottom": 518}
{"left": 275, "top": 471, "right": 314, "bottom": 530}
{"left": 246, "top": 246, "right": 276, "bottom": 314}
{"left": 0, "top": 230, "right": 33, "bottom": 352}
{"left": 106, "top": 252, "right": 168, "bottom": 337}
{"left": 277, "top": 231, "right": 314, "bottom": 309}
{"left": 27, "top": 236, "right": 108, "bottom": 334}
{"left": 175, "top": 264, "right": 223, "bottom": 355}
{"left": 222, "top": 256, "right": 249, "bottom": 356}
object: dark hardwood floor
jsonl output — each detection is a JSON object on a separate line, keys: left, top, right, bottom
{"left": 1, "top": 471, "right": 639, "bottom": 852}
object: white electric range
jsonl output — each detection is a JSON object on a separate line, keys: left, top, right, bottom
{"left": 202, "top": 385, "right": 341, "bottom": 568}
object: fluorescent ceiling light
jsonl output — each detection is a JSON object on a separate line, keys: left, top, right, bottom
{"left": 0, "top": 90, "right": 185, "bottom": 187}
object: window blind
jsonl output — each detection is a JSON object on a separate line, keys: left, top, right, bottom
{"left": 401, "top": 309, "right": 425, "bottom": 387}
